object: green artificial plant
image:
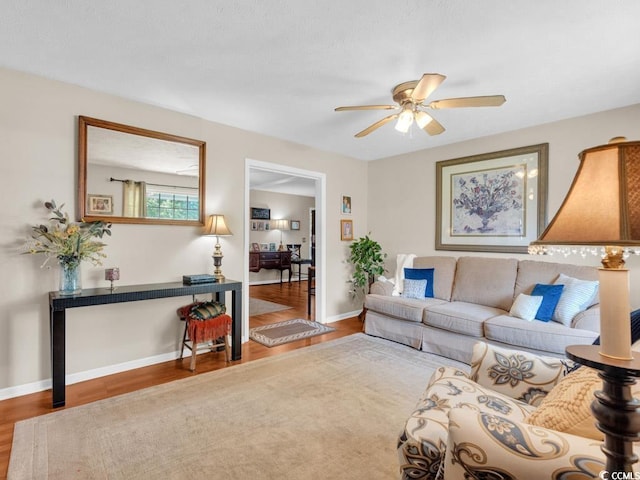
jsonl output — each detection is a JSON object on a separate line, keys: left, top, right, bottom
{"left": 347, "top": 234, "right": 387, "bottom": 296}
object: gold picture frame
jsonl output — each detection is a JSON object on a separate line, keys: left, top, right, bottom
{"left": 340, "top": 219, "right": 353, "bottom": 241}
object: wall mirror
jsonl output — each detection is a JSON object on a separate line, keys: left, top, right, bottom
{"left": 78, "top": 116, "right": 206, "bottom": 226}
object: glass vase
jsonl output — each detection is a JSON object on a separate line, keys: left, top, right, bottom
{"left": 59, "top": 262, "right": 82, "bottom": 295}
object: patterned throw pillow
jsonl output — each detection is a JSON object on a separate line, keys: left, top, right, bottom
{"left": 526, "top": 366, "right": 603, "bottom": 440}
{"left": 509, "top": 293, "right": 544, "bottom": 321}
{"left": 403, "top": 279, "right": 428, "bottom": 299}
{"left": 552, "top": 274, "right": 599, "bottom": 326}
{"left": 189, "top": 301, "right": 226, "bottom": 320}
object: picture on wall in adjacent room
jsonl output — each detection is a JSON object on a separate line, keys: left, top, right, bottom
{"left": 435, "top": 143, "right": 548, "bottom": 253}
{"left": 341, "top": 195, "right": 352, "bottom": 214}
{"left": 290, "top": 220, "right": 300, "bottom": 230}
{"left": 251, "top": 207, "right": 270, "bottom": 220}
{"left": 341, "top": 219, "right": 353, "bottom": 241}
{"left": 87, "top": 194, "right": 113, "bottom": 215}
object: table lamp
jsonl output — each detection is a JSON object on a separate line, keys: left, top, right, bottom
{"left": 529, "top": 137, "right": 640, "bottom": 360}
{"left": 204, "top": 214, "right": 233, "bottom": 281}
{"left": 532, "top": 138, "right": 640, "bottom": 475}
{"left": 272, "top": 219, "right": 289, "bottom": 251}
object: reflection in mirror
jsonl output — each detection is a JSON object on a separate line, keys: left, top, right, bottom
{"left": 78, "top": 116, "right": 206, "bottom": 225}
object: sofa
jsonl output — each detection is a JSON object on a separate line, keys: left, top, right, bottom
{"left": 397, "top": 341, "right": 634, "bottom": 479}
{"left": 364, "top": 256, "right": 601, "bottom": 363}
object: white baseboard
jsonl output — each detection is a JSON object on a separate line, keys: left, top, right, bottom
{"left": 0, "top": 310, "right": 363, "bottom": 401}
{"left": 0, "top": 349, "right": 189, "bottom": 401}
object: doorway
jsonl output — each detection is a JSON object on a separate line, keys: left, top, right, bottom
{"left": 244, "top": 159, "right": 326, "bottom": 343}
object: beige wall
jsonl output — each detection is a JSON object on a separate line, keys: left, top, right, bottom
{"left": 249, "top": 190, "right": 315, "bottom": 283}
{"left": 368, "top": 103, "right": 640, "bottom": 307}
{"left": 0, "top": 68, "right": 367, "bottom": 395}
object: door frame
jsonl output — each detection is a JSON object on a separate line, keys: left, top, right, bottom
{"left": 244, "top": 159, "right": 326, "bottom": 342}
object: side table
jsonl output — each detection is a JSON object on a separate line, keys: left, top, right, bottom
{"left": 566, "top": 345, "right": 640, "bottom": 474}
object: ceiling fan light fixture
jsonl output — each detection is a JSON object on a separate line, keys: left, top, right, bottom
{"left": 414, "top": 111, "right": 433, "bottom": 129}
{"left": 394, "top": 106, "right": 414, "bottom": 133}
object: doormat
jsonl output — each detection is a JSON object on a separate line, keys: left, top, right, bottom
{"left": 249, "top": 318, "right": 336, "bottom": 347}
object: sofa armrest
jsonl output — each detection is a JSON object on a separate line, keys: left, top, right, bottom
{"left": 443, "top": 408, "right": 608, "bottom": 479}
{"left": 369, "top": 279, "right": 394, "bottom": 296}
{"left": 571, "top": 304, "right": 600, "bottom": 332}
{"left": 470, "top": 342, "right": 577, "bottom": 406}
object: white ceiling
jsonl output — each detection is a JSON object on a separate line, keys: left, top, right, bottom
{"left": 3, "top": 1, "right": 640, "bottom": 162}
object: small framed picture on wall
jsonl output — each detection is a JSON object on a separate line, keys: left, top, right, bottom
{"left": 341, "top": 195, "right": 352, "bottom": 214}
{"left": 340, "top": 219, "right": 353, "bottom": 241}
{"left": 290, "top": 220, "right": 300, "bottom": 230}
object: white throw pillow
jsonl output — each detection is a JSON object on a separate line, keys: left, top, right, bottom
{"left": 403, "top": 279, "right": 427, "bottom": 299}
{"left": 552, "top": 273, "right": 599, "bottom": 326}
{"left": 509, "top": 293, "right": 544, "bottom": 321}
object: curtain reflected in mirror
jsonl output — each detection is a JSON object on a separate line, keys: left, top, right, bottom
{"left": 78, "top": 116, "right": 206, "bottom": 226}
{"left": 123, "top": 180, "right": 146, "bottom": 217}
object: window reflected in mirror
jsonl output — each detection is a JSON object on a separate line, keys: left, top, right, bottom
{"left": 78, "top": 116, "right": 206, "bottom": 226}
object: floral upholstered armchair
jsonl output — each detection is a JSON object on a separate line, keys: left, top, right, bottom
{"left": 397, "top": 341, "right": 632, "bottom": 480}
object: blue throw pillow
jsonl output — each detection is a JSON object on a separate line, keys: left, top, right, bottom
{"left": 404, "top": 268, "right": 434, "bottom": 298}
{"left": 530, "top": 283, "right": 564, "bottom": 322}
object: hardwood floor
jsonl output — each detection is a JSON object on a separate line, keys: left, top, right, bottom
{"left": 0, "top": 281, "right": 362, "bottom": 478}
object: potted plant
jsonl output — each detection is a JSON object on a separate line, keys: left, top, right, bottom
{"left": 347, "top": 234, "right": 387, "bottom": 297}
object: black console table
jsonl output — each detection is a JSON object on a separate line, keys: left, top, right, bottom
{"left": 49, "top": 279, "right": 242, "bottom": 408}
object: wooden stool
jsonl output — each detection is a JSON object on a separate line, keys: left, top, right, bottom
{"left": 177, "top": 302, "right": 232, "bottom": 371}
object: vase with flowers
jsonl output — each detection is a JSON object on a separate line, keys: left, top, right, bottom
{"left": 25, "top": 200, "right": 112, "bottom": 295}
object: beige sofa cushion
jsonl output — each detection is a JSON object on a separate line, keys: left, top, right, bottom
{"left": 484, "top": 314, "right": 599, "bottom": 354}
{"left": 451, "top": 257, "right": 518, "bottom": 310}
{"left": 514, "top": 259, "right": 598, "bottom": 302}
{"left": 364, "top": 294, "right": 445, "bottom": 323}
{"left": 424, "top": 301, "right": 506, "bottom": 337}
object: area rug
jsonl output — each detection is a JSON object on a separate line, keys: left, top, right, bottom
{"left": 249, "top": 297, "right": 292, "bottom": 316}
{"left": 8, "top": 334, "right": 467, "bottom": 480}
{"left": 249, "top": 318, "right": 336, "bottom": 347}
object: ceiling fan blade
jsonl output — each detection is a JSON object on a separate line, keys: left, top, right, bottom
{"left": 419, "top": 113, "right": 445, "bottom": 136}
{"left": 411, "top": 73, "right": 446, "bottom": 103}
{"left": 428, "top": 95, "right": 506, "bottom": 109}
{"left": 354, "top": 114, "right": 398, "bottom": 138}
{"left": 335, "top": 105, "right": 397, "bottom": 111}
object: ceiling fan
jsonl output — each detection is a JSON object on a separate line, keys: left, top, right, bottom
{"left": 335, "top": 73, "right": 506, "bottom": 138}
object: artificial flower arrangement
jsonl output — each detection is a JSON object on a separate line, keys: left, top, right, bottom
{"left": 25, "top": 199, "right": 112, "bottom": 269}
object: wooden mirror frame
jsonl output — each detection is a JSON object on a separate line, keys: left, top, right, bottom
{"left": 78, "top": 116, "right": 206, "bottom": 226}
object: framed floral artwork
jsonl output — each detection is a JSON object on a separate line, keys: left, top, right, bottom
{"left": 436, "top": 143, "right": 548, "bottom": 253}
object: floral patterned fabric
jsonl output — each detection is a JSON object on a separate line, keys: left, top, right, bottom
{"left": 443, "top": 408, "right": 609, "bottom": 479}
{"left": 397, "top": 342, "right": 579, "bottom": 480}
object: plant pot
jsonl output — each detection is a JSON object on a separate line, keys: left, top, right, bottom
{"left": 59, "top": 263, "right": 81, "bottom": 295}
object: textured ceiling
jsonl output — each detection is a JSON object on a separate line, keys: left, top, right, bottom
{"left": 2, "top": 1, "right": 640, "bottom": 161}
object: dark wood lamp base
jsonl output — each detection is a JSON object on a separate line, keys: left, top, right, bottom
{"left": 566, "top": 345, "right": 640, "bottom": 474}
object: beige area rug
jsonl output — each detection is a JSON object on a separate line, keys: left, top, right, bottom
{"left": 249, "top": 297, "right": 292, "bottom": 316}
{"left": 249, "top": 318, "right": 336, "bottom": 347}
{"left": 9, "top": 334, "right": 467, "bottom": 480}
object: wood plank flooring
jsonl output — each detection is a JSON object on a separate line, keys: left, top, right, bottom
{"left": 0, "top": 281, "right": 362, "bottom": 478}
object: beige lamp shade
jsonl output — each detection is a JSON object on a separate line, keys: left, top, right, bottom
{"left": 204, "top": 214, "right": 233, "bottom": 237}
{"left": 272, "top": 219, "right": 289, "bottom": 231}
{"left": 530, "top": 139, "right": 640, "bottom": 360}
{"left": 530, "top": 140, "right": 640, "bottom": 248}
